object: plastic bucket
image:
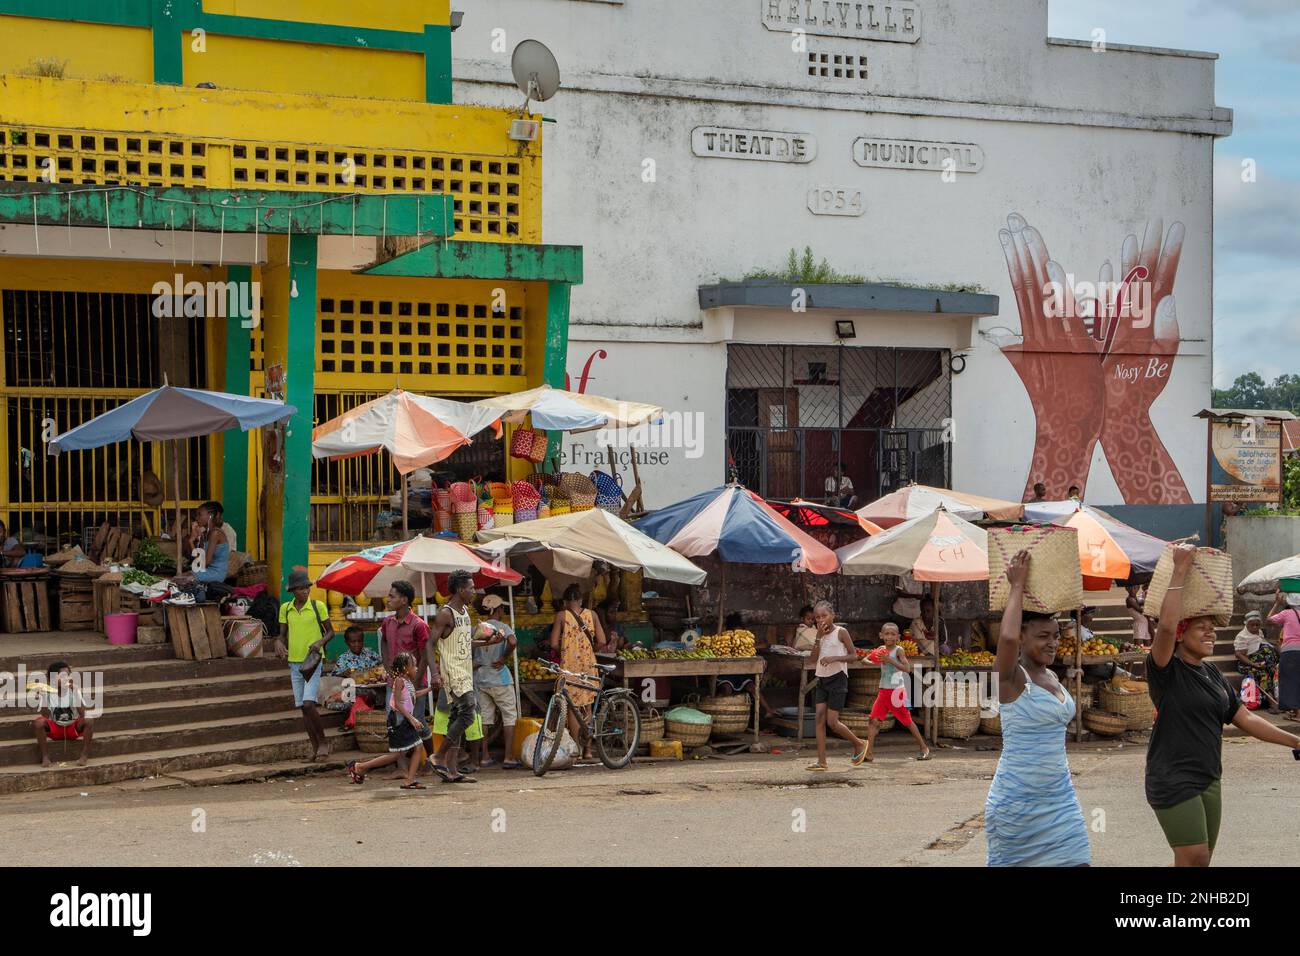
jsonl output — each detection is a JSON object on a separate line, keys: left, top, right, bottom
{"left": 105, "top": 612, "right": 139, "bottom": 645}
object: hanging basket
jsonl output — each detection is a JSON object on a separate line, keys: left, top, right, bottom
{"left": 509, "top": 427, "right": 536, "bottom": 460}
{"left": 527, "top": 431, "right": 550, "bottom": 464}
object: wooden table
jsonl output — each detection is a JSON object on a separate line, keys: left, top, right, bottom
{"left": 597, "top": 654, "right": 767, "bottom": 742}
{"left": 776, "top": 652, "right": 937, "bottom": 744}
{"left": 518, "top": 679, "right": 556, "bottom": 717}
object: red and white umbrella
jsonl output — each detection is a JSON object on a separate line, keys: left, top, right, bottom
{"left": 317, "top": 535, "right": 521, "bottom": 599}
{"left": 856, "top": 484, "right": 1023, "bottom": 529}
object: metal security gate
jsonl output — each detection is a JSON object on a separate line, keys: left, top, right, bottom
{"left": 726, "top": 344, "right": 951, "bottom": 501}
{"left": 1, "top": 289, "right": 210, "bottom": 549}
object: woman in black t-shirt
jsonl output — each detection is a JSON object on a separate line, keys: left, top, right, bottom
{"left": 1147, "top": 544, "right": 1300, "bottom": 866}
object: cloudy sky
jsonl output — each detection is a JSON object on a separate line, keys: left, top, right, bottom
{"left": 1048, "top": 0, "right": 1300, "bottom": 389}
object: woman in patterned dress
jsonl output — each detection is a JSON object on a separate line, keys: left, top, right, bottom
{"left": 549, "top": 583, "right": 608, "bottom": 759}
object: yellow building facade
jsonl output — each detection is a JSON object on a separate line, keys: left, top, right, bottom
{"left": 0, "top": 1, "right": 580, "bottom": 593}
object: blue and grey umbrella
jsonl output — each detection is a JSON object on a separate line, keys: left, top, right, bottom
{"left": 48, "top": 385, "right": 296, "bottom": 573}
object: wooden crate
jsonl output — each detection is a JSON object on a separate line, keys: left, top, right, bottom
{"left": 137, "top": 625, "right": 167, "bottom": 645}
{"left": 56, "top": 577, "right": 96, "bottom": 631}
{"left": 1, "top": 574, "right": 52, "bottom": 633}
{"left": 166, "top": 603, "right": 225, "bottom": 661}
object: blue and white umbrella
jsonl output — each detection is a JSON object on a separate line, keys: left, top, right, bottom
{"left": 48, "top": 385, "right": 296, "bottom": 574}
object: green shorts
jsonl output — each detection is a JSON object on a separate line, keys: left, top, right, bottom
{"left": 1152, "top": 778, "right": 1222, "bottom": 851}
{"left": 432, "top": 706, "right": 483, "bottom": 741}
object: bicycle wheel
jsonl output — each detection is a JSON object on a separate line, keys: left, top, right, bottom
{"left": 532, "top": 693, "right": 568, "bottom": 778}
{"left": 595, "top": 692, "right": 640, "bottom": 770}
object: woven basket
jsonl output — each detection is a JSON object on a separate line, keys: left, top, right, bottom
{"left": 693, "top": 695, "right": 751, "bottom": 736}
{"left": 449, "top": 482, "right": 478, "bottom": 513}
{"left": 1071, "top": 683, "right": 1096, "bottom": 713}
{"left": 1098, "top": 680, "right": 1154, "bottom": 730}
{"left": 848, "top": 670, "right": 882, "bottom": 696}
{"left": 939, "top": 707, "right": 981, "bottom": 739}
{"left": 511, "top": 480, "right": 541, "bottom": 510}
{"left": 487, "top": 481, "right": 513, "bottom": 502}
{"left": 1145, "top": 546, "right": 1233, "bottom": 627}
{"left": 452, "top": 510, "right": 478, "bottom": 542}
{"left": 664, "top": 717, "right": 712, "bottom": 748}
{"left": 549, "top": 501, "right": 571, "bottom": 517}
{"left": 639, "top": 707, "right": 665, "bottom": 742}
{"left": 235, "top": 561, "right": 267, "bottom": 587}
{"left": 509, "top": 427, "right": 538, "bottom": 460}
{"left": 591, "top": 471, "right": 624, "bottom": 513}
{"left": 838, "top": 710, "right": 892, "bottom": 735}
{"left": 494, "top": 508, "right": 514, "bottom": 529}
{"left": 527, "top": 431, "right": 549, "bottom": 464}
{"left": 537, "top": 503, "right": 551, "bottom": 520}
{"left": 476, "top": 503, "right": 495, "bottom": 531}
{"left": 559, "top": 473, "right": 597, "bottom": 511}
{"left": 1083, "top": 709, "right": 1128, "bottom": 737}
{"left": 989, "top": 525, "right": 1084, "bottom": 613}
{"left": 433, "top": 510, "right": 450, "bottom": 533}
{"left": 514, "top": 506, "right": 537, "bottom": 523}
{"left": 979, "top": 711, "right": 1002, "bottom": 735}
{"left": 845, "top": 694, "right": 878, "bottom": 711}
{"left": 355, "top": 710, "right": 389, "bottom": 753}
{"left": 434, "top": 488, "right": 451, "bottom": 512}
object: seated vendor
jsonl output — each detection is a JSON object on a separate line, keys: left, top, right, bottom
{"left": 910, "top": 596, "right": 949, "bottom": 656}
{"left": 177, "top": 501, "right": 230, "bottom": 584}
{"left": 596, "top": 598, "right": 629, "bottom": 653}
{"left": 333, "top": 626, "right": 381, "bottom": 676}
{"left": 790, "top": 605, "right": 818, "bottom": 651}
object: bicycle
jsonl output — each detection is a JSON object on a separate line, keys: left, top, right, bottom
{"left": 533, "top": 660, "right": 640, "bottom": 776}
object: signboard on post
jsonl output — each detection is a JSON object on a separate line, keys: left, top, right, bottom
{"left": 1208, "top": 417, "right": 1282, "bottom": 503}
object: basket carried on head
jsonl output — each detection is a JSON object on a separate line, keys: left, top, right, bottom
{"left": 1083, "top": 709, "right": 1128, "bottom": 737}
{"left": 1098, "top": 678, "right": 1154, "bottom": 730}
{"left": 692, "top": 694, "right": 751, "bottom": 736}
{"left": 1145, "top": 546, "right": 1233, "bottom": 627}
{"left": 559, "top": 473, "right": 597, "bottom": 512}
{"left": 449, "top": 482, "right": 478, "bottom": 514}
{"left": 355, "top": 709, "right": 389, "bottom": 753}
{"left": 988, "top": 525, "right": 1083, "bottom": 613}
{"left": 591, "top": 470, "right": 624, "bottom": 513}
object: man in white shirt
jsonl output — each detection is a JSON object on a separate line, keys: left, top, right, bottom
{"left": 824, "top": 464, "right": 856, "bottom": 509}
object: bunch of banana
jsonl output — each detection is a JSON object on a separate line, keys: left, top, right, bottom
{"left": 616, "top": 646, "right": 652, "bottom": 661}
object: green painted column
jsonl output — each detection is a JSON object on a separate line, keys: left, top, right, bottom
{"left": 282, "top": 234, "right": 318, "bottom": 585}
{"left": 222, "top": 265, "right": 252, "bottom": 548}
{"left": 424, "top": 24, "right": 453, "bottom": 103}
{"left": 542, "top": 282, "right": 571, "bottom": 471}
{"left": 150, "top": 0, "right": 184, "bottom": 84}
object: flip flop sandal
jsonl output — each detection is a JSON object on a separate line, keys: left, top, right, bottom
{"left": 915, "top": 751, "right": 933, "bottom": 761}
{"left": 400, "top": 782, "right": 427, "bottom": 790}
{"left": 805, "top": 764, "right": 829, "bottom": 772}
{"left": 431, "top": 765, "right": 450, "bottom": 781}
{"left": 445, "top": 774, "right": 477, "bottom": 784}
{"left": 501, "top": 760, "right": 522, "bottom": 770}
{"left": 850, "top": 749, "right": 870, "bottom": 766}
{"left": 345, "top": 761, "right": 366, "bottom": 784}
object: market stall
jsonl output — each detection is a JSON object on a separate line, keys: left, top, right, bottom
{"left": 836, "top": 506, "right": 990, "bottom": 743}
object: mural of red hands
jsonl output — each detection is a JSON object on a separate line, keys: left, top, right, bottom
{"left": 996, "top": 213, "right": 1191, "bottom": 505}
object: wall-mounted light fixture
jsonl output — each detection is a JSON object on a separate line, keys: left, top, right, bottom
{"left": 450, "top": 11, "right": 465, "bottom": 31}
{"left": 834, "top": 320, "right": 856, "bottom": 339}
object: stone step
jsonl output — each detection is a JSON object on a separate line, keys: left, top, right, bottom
{"left": 0, "top": 669, "right": 289, "bottom": 711}
{"left": 0, "top": 690, "right": 297, "bottom": 741}
{"left": 0, "top": 643, "right": 174, "bottom": 674}
{"left": 0, "top": 726, "right": 356, "bottom": 795}
{"left": 0, "top": 708, "right": 345, "bottom": 767}
{"left": 2, "top": 655, "right": 284, "bottom": 687}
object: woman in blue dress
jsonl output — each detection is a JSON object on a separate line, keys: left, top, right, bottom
{"left": 985, "top": 550, "right": 1091, "bottom": 867}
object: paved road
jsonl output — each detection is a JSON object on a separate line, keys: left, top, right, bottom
{"left": 4, "top": 735, "right": 1296, "bottom": 866}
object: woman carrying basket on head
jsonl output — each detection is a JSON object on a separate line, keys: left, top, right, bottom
{"left": 1265, "top": 588, "right": 1300, "bottom": 719}
{"left": 1146, "top": 544, "right": 1300, "bottom": 866}
{"left": 985, "top": 550, "right": 1091, "bottom": 867}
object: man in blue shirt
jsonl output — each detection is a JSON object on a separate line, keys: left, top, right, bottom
{"left": 475, "top": 595, "right": 520, "bottom": 769}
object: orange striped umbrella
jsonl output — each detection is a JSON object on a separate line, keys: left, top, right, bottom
{"left": 1060, "top": 509, "right": 1131, "bottom": 590}
{"left": 835, "top": 508, "right": 988, "bottom": 582}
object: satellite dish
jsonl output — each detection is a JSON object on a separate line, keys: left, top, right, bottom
{"left": 512, "top": 39, "right": 560, "bottom": 108}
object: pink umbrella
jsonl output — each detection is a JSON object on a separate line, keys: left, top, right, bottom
{"left": 317, "top": 535, "right": 521, "bottom": 598}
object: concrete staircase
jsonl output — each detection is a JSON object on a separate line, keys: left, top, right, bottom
{"left": 0, "top": 643, "right": 353, "bottom": 794}
{"left": 1088, "top": 603, "right": 1245, "bottom": 689}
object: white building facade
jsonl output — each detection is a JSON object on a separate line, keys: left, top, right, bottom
{"left": 453, "top": 0, "right": 1232, "bottom": 533}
